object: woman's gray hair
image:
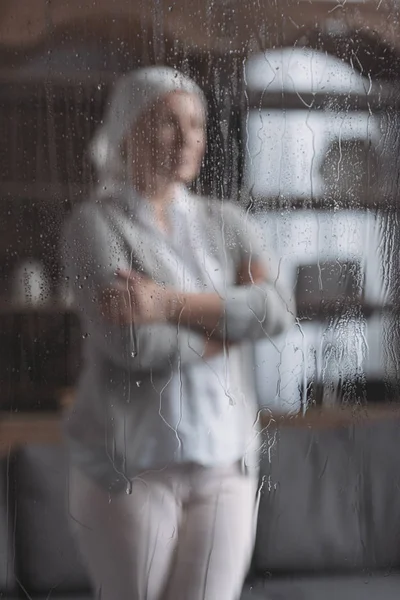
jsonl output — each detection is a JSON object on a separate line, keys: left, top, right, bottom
{"left": 90, "top": 66, "right": 207, "bottom": 182}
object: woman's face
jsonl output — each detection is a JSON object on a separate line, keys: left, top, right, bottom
{"left": 128, "top": 91, "right": 207, "bottom": 186}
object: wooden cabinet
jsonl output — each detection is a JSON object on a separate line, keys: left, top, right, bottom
{"left": 0, "top": 310, "right": 81, "bottom": 411}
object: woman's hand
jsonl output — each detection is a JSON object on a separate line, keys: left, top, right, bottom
{"left": 203, "top": 337, "right": 231, "bottom": 359}
{"left": 236, "top": 258, "right": 267, "bottom": 286}
{"left": 100, "top": 260, "right": 265, "bottom": 350}
{"left": 100, "top": 270, "right": 229, "bottom": 358}
{"left": 166, "top": 258, "right": 268, "bottom": 331}
{"left": 100, "top": 270, "right": 171, "bottom": 325}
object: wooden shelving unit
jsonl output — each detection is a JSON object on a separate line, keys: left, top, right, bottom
{"left": 0, "top": 74, "right": 101, "bottom": 413}
{"left": 0, "top": 413, "right": 63, "bottom": 458}
{"left": 2, "top": 393, "right": 400, "bottom": 459}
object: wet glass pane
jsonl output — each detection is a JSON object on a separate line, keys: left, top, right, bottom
{"left": 1, "top": 2, "right": 400, "bottom": 598}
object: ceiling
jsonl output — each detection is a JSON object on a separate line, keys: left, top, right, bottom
{"left": 0, "top": 0, "right": 399, "bottom": 79}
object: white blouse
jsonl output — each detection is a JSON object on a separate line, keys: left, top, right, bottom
{"left": 62, "top": 186, "right": 294, "bottom": 491}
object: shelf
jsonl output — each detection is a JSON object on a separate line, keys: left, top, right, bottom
{"left": 246, "top": 88, "right": 398, "bottom": 112}
{"left": 0, "top": 69, "right": 116, "bottom": 85}
{"left": 297, "top": 301, "right": 400, "bottom": 321}
{"left": 0, "top": 299, "right": 396, "bottom": 319}
{"left": 0, "top": 412, "right": 63, "bottom": 457}
{"left": 1, "top": 396, "right": 400, "bottom": 458}
{"left": 0, "top": 184, "right": 395, "bottom": 208}
{"left": 0, "top": 182, "right": 89, "bottom": 203}
{"left": 0, "top": 302, "right": 76, "bottom": 315}
{"left": 251, "top": 196, "right": 390, "bottom": 211}
{"left": 0, "top": 72, "right": 114, "bottom": 103}
{"left": 261, "top": 403, "right": 400, "bottom": 430}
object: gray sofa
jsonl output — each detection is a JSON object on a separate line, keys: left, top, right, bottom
{"left": 1, "top": 412, "right": 400, "bottom": 599}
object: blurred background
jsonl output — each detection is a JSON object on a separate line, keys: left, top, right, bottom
{"left": 2, "top": 2, "right": 400, "bottom": 599}
{"left": 1, "top": 0, "right": 400, "bottom": 415}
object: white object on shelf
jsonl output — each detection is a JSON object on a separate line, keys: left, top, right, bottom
{"left": 12, "top": 260, "right": 51, "bottom": 307}
{"left": 58, "top": 279, "right": 75, "bottom": 309}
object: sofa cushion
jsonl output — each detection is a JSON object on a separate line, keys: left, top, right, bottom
{"left": 241, "top": 572, "right": 400, "bottom": 600}
{"left": 12, "top": 445, "right": 90, "bottom": 594}
{"left": 0, "top": 455, "right": 15, "bottom": 593}
{"left": 255, "top": 417, "right": 400, "bottom": 573}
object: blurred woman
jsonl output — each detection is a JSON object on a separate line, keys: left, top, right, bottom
{"left": 63, "top": 66, "right": 295, "bottom": 600}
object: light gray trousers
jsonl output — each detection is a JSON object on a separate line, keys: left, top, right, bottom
{"left": 68, "top": 463, "right": 258, "bottom": 600}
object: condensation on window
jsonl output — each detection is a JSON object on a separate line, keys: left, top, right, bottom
{"left": 245, "top": 47, "right": 398, "bottom": 412}
{"left": 1, "top": 4, "right": 400, "bottom": 598}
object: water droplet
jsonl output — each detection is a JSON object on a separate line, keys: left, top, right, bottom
{"left": 126, "top": 481, "right": 133, "bottom": 495}
{"left": 136, "top": 381, "right": 141, "bottom": 387}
